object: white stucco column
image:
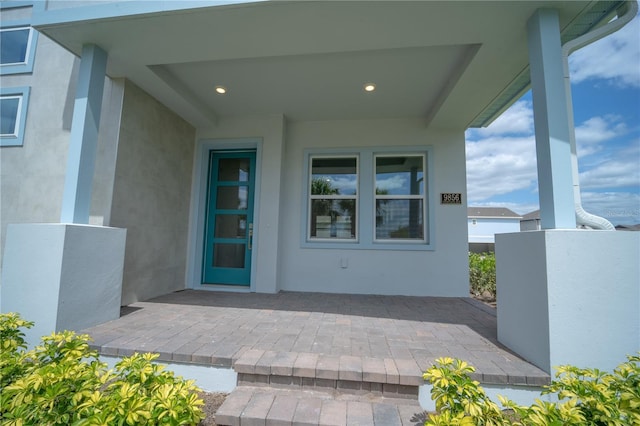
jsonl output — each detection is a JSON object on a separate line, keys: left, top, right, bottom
{"left": 60, "top": 44, "right": 107, "bottom": 224}
{"left": 527, "top": 9, "right": 576, "bottom": 230}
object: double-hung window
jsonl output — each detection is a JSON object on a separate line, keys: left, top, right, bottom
{"left": 374, "top": 154, "right": 426, "bottom": 242}
{"left": 304, "top": 148, "right": 431, "bottom": 249}
{"left": 308, "top": 156, "right": 358, "bottom": 240}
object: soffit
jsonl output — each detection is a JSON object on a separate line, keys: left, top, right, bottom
{"left": 34, "top": 1, "right": 597, "bottom": 129}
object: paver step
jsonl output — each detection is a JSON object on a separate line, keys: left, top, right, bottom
{"left": 233, "top": 349, "right": 424, "bottom": 387}
{"left": 231, "top": 348, "right": 549, "bottom": 388}
{"left": 215, "top": 386, "right": 423, "bottom": 426}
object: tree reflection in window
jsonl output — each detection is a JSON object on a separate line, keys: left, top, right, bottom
{"left": 375, "top": 155, "right": 425, "bottom": 240}
{"left": 309, "top": 157, "right": 357, "bottom": 240}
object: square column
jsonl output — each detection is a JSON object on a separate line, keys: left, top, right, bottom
{"left": 60, "top": 44, "right": 107, "bottom": 224}
{"left": 527, "top": 9, "right": 576, "bottom": 229}
{"left": 496, "top": 230, "right": 639, "bottom": 373}
{"left": 1, "top": 224, "right": 126, "bottom": 347}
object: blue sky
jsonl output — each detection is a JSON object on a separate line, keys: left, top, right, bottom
{"left": 466, "top": 13, "right": 640, "bottom": 226}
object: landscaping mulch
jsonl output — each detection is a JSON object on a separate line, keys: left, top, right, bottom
{"left": 198, "top": 392, "right": 228, "bottom": 426}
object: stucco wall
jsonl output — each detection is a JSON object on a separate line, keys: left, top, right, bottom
{"left": 110, "top": 81, "right": 195, "bottom": 305}
{"left": 278, "top": 119, "right": 469, "bottom": 297}
{"left": 192, "top": 115, "right": 286, "bottom": 294}
{"left": 468, "top": 218, "right": 521, "bottom": 243}
{"left": 191, "top": 117, "right": 468, "bottom": 297}
{"left": 0, "top": 32, "right": 122, "bottom": 278}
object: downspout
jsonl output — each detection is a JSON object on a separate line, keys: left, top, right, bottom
{"left": 561, "top": 0, "right": 637, "bottom": 230}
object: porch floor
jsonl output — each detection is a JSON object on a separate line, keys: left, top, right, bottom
{"left": 81, "top": 290, "right": 548, "bottom": 387}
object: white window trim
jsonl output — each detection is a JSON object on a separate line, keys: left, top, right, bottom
{"left": 307, "top": 154, "right": 359, "bottom": 242}
{"left": 0, "top": 86, "right": 30, "bottom": 147}
{"left": 302, "top": 146, "right": 434, "bottom": 251}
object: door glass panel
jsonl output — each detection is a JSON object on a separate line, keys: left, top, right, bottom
{"left": 216, "top": 186, "right": 248, "bottom": 210}
{"left": 213, "top": 243, "right": 245, "bottom": 268}
{"left": 215, "top": 215, "right": 247, "bottom": 238}
{"left": 375, "top": 199, "right": 424, "bottom": 239}
{"left": 218, "top": 158, "right": 250, "bottom": 182}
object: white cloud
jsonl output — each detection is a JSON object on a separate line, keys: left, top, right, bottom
{"left": 465, "top": 134, "right": 538, "bottom": 201}
{"left": 466, "top": 99, "right": 638, "bottom": 212}
{"left": 469, "top": 201, "right": 540, "bottom": 217}
{"left": 329, "top": 176, "right": 357, "bottom": 194}
{"left": 581, "top": 191, "right": 640, "bottom": 225}
{"left": 575, "top": 115, "right": 627, "bottom": 145}
{"left": 467, "top": 100, "right": 534, "bottom": 138}
{"left": 575, "top": 115, "right": 628, "bottom": 157}
{"left": 569, "top": 13, "right": 640, "bottom": 88}
{"left": 580, "top": 160, "right": 640, "bottom": 189}
{"left": 579, "top": 142, "right": 640, "bottom": 190}
{"left": 376, "top": 175, "right": 406, "bottom": 191}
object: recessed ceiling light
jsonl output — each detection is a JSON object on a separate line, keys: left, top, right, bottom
{"left": 364, "top": 83, "right": 376, "bottom": 92}
{"left": 215, "top": 86, "right": 227, "bottom": 94}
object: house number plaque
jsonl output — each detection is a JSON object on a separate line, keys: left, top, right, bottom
{"left": 440, "top": 193, "right": 462, "bottom": 204}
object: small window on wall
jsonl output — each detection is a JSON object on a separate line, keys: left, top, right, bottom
{"left": 0, "top": 27, "right": 32, "bottom": 65}
{"left": 1, "top": 87, "right": 30, "bottom": 147}
{"left": 374, "top": 154, "right": 426, "bottom": 242}
{"left": 308, "top": 156, "right": 358, "bottom": 240}
{"left": 0, "top": 25, "right": 37, "bottom": 74}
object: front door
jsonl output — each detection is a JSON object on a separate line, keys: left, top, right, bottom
{"left": 202, "top": 150, "right": 256, "bottom": 286}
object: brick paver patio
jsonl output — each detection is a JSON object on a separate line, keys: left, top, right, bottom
{"left": 81, "top": 290, "right": 548, "bottom": 386}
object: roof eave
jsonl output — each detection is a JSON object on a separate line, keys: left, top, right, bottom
{"left": 468, "top": 0, "right": 628, "bottom": 129}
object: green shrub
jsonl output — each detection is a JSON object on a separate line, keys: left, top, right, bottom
{"left": 0, "top": 313, "right": 205, "bottom": 426}
{"left": 469, "top": 252, "right": 496, "bottom": 300}
{"left": 423, "top": 355, "right": 640, "bottom": 425}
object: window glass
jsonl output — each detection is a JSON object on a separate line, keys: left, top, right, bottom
{"left": 0, "top": 28, "right": 30, "bottom": 65}
{"left": 375, "top": 154, "right": 426, "bottom": 241}
{"left": 311, "top": 199, "right": 356, "bottom": 239}
{"left": 375, "top": 155, "right": 424, "bottom": 195}
{"left": 304, "top": 150, "right": 430, "bottom": 247}
{"left": 218, "top": 158, "right": 250, "bottom": 182}
{"left": 309, "top": 156, "right": 358, "bottom": 240}
{"left": 376, "top": 199, "right": 424, "bottom": 239}
{"left": 0, "top": 96, "right": 20, "bottom": 136}
{"left": 216, "top": 186, "right": 248, "bottom": 210}
{"left": 311, "top": 157, "right": 357, "bottom": 196}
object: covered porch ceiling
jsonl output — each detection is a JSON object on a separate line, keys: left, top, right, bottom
{"left": 34, "top": 1, "right": 618, "bottom": 129}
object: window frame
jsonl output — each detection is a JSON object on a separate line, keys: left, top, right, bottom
{"left": 0, "top": 86, "right": 30, "bottom": 147}
{"left": 0, "top": 1, "right": 41, "bottom": 75}
{"left": 307, "top": 154, "right": 360, "bottom": 242}
{"left": 302, "top": 146, "right": 434, "bottom": 251}
{"left": 373, "top": 153, "right": 427, "bottom": 244}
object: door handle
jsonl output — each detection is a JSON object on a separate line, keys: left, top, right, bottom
{"left": 248, "top": 223, "right": 253, "bottom": 250}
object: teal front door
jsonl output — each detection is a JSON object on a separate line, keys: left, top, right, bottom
{"left": 202, "top": 151, "right": 256, "bottom": 286}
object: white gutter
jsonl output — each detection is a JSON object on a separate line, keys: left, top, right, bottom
{"left": 562, "top": 0, "right": 638, "bottom": 230}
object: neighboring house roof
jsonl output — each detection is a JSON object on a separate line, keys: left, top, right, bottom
{"left": 615, "top": 224, "right": 640, "bottom": 231}
{"left": 521, "top": 210, "right": 541, "bottom": 220}
{"left": 468, "top": 207, "right": 522, "bottom": 219}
